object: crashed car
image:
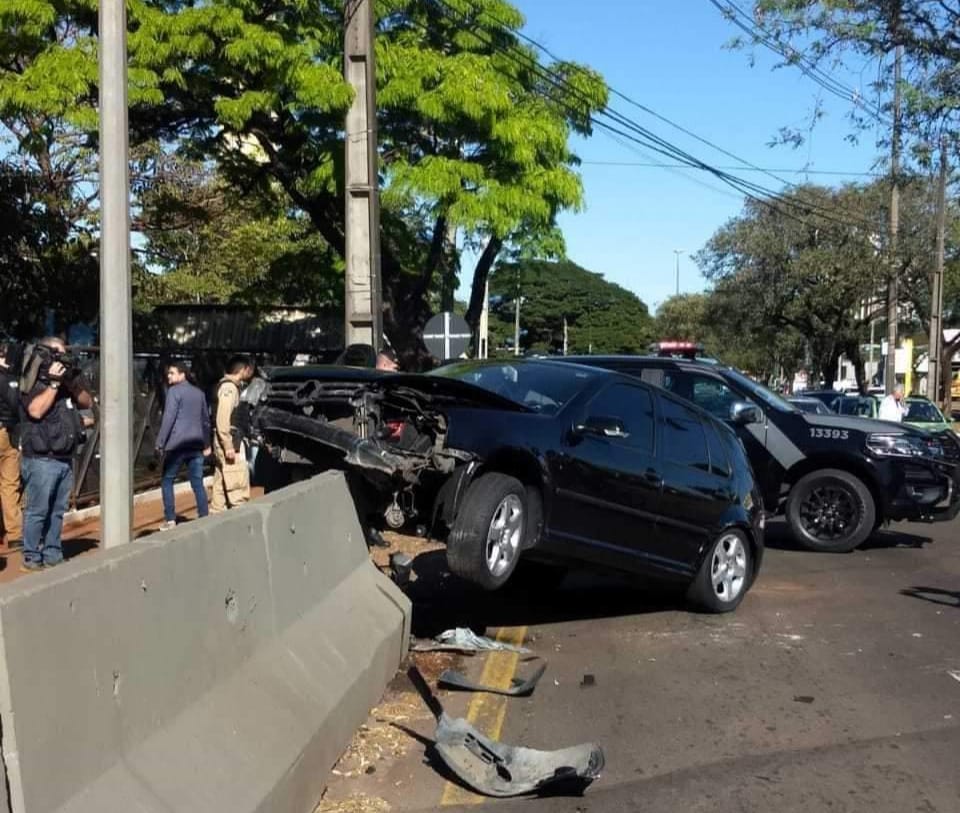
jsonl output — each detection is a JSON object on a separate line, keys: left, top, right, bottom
{"left": 248, "top": 359, "right": 765, "bottom": 612}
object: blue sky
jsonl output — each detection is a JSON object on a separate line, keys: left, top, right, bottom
{"left": 466, "top": 0, "right": 890, "bottom": 313}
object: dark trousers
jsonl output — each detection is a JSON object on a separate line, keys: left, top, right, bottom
{"left": 161, "top": 449, "right": 208, "bottom": 522}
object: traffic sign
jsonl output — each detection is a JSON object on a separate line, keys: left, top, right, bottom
{"left": 424, "top": 312, "right": 471, "bottom": 360}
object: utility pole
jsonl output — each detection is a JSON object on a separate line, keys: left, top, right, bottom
{"left": 563, "top": 315, "right": 569, "bottom": 356}
{"left": 513, "top": 295, "right": 522, "bottom": 357}
{"left": 673, "top": 249, "right": 684, "bottom": 296}
{"left": 884, "top": 37, "right": 903, "bottom": 395}
{"left": 478, "top": 280, "right": 489, "bottom": 359}
{"left": 344, "top": 0, "right": 382, "bottom": 350}
{"left": 927, "top": 136, "right": 948, "bottom": 402}
{"left": 98, "top": 0, "right": 133, "bottom": 548}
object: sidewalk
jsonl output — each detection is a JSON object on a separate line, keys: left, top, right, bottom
{"left": 0, "top": 487, "right": 263, "bottom": 586}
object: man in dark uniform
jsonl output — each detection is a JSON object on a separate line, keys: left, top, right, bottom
{"left": 19, "top": 338, "right": 94, "bottom": 572}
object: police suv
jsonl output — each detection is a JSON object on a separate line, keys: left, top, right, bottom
{"left": 562, "top": 344, "right": 960, "bottom": 552}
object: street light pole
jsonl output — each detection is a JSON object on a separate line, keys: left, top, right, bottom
{"left": 98, "top": 0, "right": 133, "bottom": 548}
{"left": 673, "top": 249, "right": 684, "bottom": 296}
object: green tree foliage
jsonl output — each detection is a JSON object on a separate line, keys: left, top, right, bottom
{"left": 487, "top": 259, "right": 654, "bottom": 356}
{"left": 134, "top": 149, "right": 343, "bottom": 308}
{"left": 696, "top": 185, "right": 891, "bottom": 386}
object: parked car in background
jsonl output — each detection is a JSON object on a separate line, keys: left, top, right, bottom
{"left": 789, "top": 397, "right": 834, "bottom": 415}
{"left": 250, "top": 359, "right": 764, "bottom": 612}
{"left": 834, "top": 394, "right": 881, "bottom": 419}
{"left": 799, "top": 390, "right": 844, "bottom": 411}
{"left": 904, "top": 397, "right": 956, "bottom": 435}
{"left": 559, "top": 347, "right": 960, "bottom": 553}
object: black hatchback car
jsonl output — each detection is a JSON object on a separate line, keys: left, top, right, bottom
{"left": 561, "top": 351, "right": 960, "bottom": 552}
{"left": 250, "top": 359, "right": 765, "bottom": 612}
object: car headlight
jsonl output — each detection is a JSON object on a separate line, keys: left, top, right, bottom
{"left": 866, "top": 433, "right": 935, "bottom": 458}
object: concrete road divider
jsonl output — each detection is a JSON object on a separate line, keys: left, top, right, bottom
{"left": 0, "top": 472, "right": 411, "bottom": 813}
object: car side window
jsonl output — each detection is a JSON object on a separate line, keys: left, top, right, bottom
{"left": 584, "top": 383, "right": 655, "bottom": 453}
{"left": 704, "top": 422, "right": 732, "bottom": 477}
{"left": 690, "top": 376, "right": 741, "bottom": 421}
{"left": 659, "top": 396, "right": 710, "bottom": 472}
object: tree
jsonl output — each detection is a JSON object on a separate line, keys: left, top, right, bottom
{"left": 696, "top": 185, "right": 890, "bottom": 388}
{"left": 123, "top": 0, "right": 607, "bottom": 362}
{"left": 487, "top": 259, "right": 654, "bottom": 355}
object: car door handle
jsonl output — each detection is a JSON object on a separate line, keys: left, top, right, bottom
{"left": 643, "top": 469, "right": 663, "bottom": 488}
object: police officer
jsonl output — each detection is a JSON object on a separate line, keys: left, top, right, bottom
{"left": 210, "top": 355, "right": 255, "bottom": 513}
{"left": 0, "top": 343, "right": 22, "bottom": 547}
{"left": 19, "top": 338, "right": 94, "bottom": 572}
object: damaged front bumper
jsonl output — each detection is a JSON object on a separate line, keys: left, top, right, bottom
{"left": 889, "top": 461, "right": 960, "bottom": 524}
{"left": 254, "top": 407, "right": 428, "bottom": 482}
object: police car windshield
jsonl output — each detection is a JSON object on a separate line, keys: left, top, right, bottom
{"left": 723, "top": 369, "right": 799, "bottom": 413}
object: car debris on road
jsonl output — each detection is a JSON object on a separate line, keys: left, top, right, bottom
{"left": 438, "top": 661, "right": 547, "bottom": 697}
{"left": 408, "top": 666, "right": 604, "bottom": 798}
{"left": 411, "top": 627, "right": 533, "bottom": 655}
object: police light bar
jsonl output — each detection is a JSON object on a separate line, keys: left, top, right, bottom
{"left": 652, "top": 340, "right": 704, "bottom": 358}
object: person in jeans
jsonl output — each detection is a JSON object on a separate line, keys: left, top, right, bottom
{"left": 0, "top": 343, "right": 23, "bottom": 547}
{"left": 155, "top": 361, "right": 211, "bottom": 530}
{"left": 19, "top": 338, "right": 94, "bottom": 572}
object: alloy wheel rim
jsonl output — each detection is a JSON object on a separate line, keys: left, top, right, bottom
{"left": 799, "top": 483, "right": 860, "bottom": 542}
{"left": 486, "top": 494, "right": 524, "bottom": 577}
{"left": 711, "top": 534, "right": 747, "bottom": 602}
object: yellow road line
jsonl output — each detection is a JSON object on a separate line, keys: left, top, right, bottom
{"left": 439, "top": 625, "right": 528, "bottom": 806}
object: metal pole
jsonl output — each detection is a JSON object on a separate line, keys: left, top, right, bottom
{"left": 513, "top": 295, "right": 521, "bottom": 357}
{"left": 884, "top": 41, "right": 902, "bottom": 396}
{"left": 563, "top": 315, "right": 568, "bottom": 356}
{"left": 673, "top": 249, "right": 683, "bottom": 296}
{"left": 478, "top": 279, "right": 489, "bottom": 359}
{"left": 927, "top": 136, "right": 948, "bottom": 402}
{"left": 98, "top": 0, "right": 133, "bottom": 547}
{"left": 344, "top": 0, "right": 382, "bottom": 350}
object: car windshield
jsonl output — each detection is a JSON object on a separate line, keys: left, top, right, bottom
{"left": 905, "top": 401, "right": 943, "bottom": 423}
{"left": 791, "top": 399, "right": 825, "bottom": 414}
{"left": 430, "top": 361, "right": 597, "bottom": 415}
{"left": 722, "top": 369, "right": 798, "bottom": 412}
{"left": 837, "top": 396, "right": 876, "bottom": 417}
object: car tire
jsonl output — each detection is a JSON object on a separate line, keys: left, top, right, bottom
{"left": 686, "top": 529, "right": 752, "bottom": 613}
{"left": 786, "top": 468, "right": 876, "bottom": 553}
{"left": 447, "top": 473, "right": 527, "bottom": 591}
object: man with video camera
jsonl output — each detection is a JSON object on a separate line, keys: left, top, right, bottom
{"left": 19, "top": 337, "right": 94, "bottom": 572}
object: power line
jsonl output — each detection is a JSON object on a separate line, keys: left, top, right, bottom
{"left": 706, "top": 0, "right": 888, "bottom": 125}
{"left": 392, "top": 0, "right": 880, "bottom": 233}
{"left": 581, "top": 160, "right": 882, "bottom": 177}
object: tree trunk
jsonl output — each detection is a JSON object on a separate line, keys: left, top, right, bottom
{"left": 465, "top": 236, "right": 503, "bottom": 346}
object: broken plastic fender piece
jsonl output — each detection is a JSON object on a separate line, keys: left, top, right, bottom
{"left": 412, "top": 627, "right": 532, "bottom": 654}
{"left": 434, "top": 713, "right": 604, "bottom": 797}
{"left": 438, "top": 661, "right": 547, "bottom": 697}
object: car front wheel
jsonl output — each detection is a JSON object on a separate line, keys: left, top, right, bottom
{"left": 447, "top": 473, "right": 527, "bottom": 590}
{"left": 687, "top": 529, "right": 752, "bottom": 613}
{"left": 786, "top": 468, "right": 876, "bottom": 552}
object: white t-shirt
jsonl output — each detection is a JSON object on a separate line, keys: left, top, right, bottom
{"left": 878, "top": 394, "right": 906, "bottom": 422}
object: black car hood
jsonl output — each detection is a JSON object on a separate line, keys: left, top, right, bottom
{"left": 804, "top": 413, "right": 928, "bottom": 436}
{"left": 266, "top": 366, "right": 531, "bottom": 413}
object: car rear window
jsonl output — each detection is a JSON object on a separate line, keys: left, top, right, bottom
{"left": 431, "top": 361, "right": 597, "bottom": 415}
{"left": 659, "top": 396, "right": 710, "bottom": 472}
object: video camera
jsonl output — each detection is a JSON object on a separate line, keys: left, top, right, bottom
{"left": 19, "top": 342, "right": 81, "bottom": 391}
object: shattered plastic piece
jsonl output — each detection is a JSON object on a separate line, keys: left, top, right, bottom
{"left": 434, "top": 713, "right": 604, "bottom": 797}
{"left": 580, "top": 674, "right": 596, "bottom": 688}
{"left": 406, "top": 665, "right": 602, "bottom": 798}
{"left": 411, "top": 628, "right": 532, "bottom": 654}
{"left": 390, "top": 552, "right": 414, "bottom": 587}
{"left": 438, "top": 661, "right": 547, "bottom": 697}
{"left": 948, "top": 670, "right": 960, "bottom": 684}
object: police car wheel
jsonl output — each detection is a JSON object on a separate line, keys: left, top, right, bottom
{"left": 787, "top": 469, "right": 876, "bottom": 553}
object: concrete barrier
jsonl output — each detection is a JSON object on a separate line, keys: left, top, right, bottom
{"left": 0, "top": 471, "right": 411, "bottom": 813}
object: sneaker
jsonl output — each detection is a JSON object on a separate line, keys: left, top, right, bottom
{"left": 19, "top": 562, "right": 43, "bottom": 574}
{"left": 158, "top": 520, "right": 177, "bottom": 531}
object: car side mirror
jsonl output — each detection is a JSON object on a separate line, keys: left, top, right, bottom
{"left": 574, "top": 416, "right": 630, "bottom": 439}
{"left": 730, "top": 402, "right": 762, "bottom": 425}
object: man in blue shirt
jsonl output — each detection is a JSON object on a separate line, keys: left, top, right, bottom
{"left": 155, "top": 361, "right": 211, "bottom": 530}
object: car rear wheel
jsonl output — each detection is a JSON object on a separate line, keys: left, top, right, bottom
{"left": 786, "top": 468, "right": 876, "bottom": 553}
{"left": 687, "top": 529, "right": 752, "bottom": 613}
{"left": 447, "top": 473, "right": 526, "bottom": 590}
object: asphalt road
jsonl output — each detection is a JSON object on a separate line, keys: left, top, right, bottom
{"left": 323, "top": 518, "right": 960, "bottom": 813}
